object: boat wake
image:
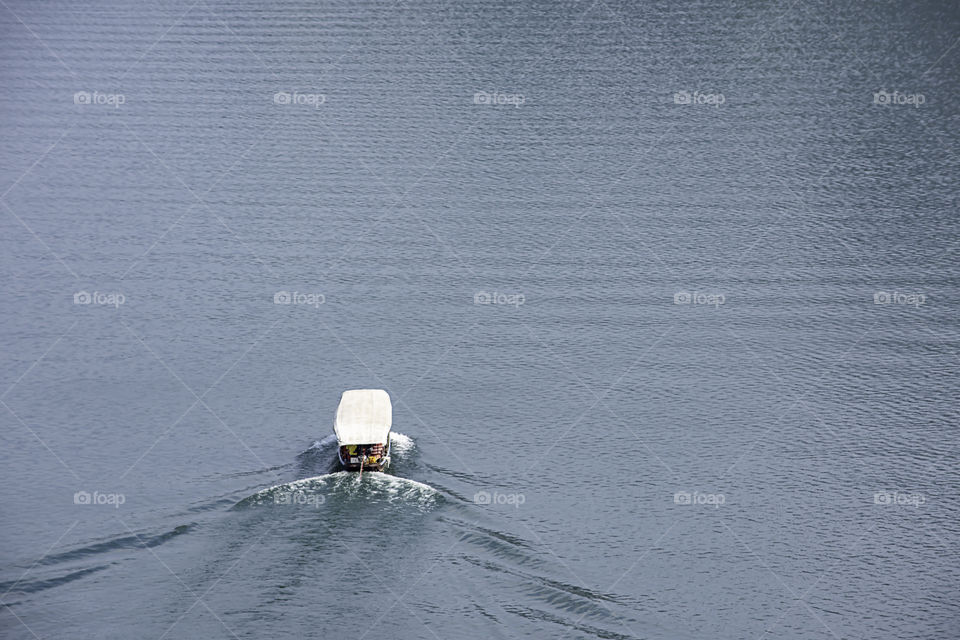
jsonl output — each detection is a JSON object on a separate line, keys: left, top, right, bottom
{"left": 388, "top": 431, "right": 415, "bottom": 455}
{"left": 235, "top": 470, "right": 440, "bottom": 510}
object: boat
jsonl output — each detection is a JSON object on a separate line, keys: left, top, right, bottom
{"left": 334, "top": 389, "right": 392, "bottom": 472}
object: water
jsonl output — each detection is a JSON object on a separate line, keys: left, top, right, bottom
{"left": 2, "top": 0, "right": 959, "bottom": 638}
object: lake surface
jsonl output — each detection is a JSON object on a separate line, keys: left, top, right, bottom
{"left": 2, "top": 1, "right": 958, "bottom": 638}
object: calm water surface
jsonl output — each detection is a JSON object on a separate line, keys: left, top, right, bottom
{"left": 1, "top": 1, "right": 959, "bottom": 638}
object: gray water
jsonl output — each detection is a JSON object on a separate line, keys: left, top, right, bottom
{"left": 2, "top": 1, "right": 959, "bottom": 638}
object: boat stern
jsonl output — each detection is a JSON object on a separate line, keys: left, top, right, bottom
{"left": 338, "top": 442, "right": 389, "bottom": 471}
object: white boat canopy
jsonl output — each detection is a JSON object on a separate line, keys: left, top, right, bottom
{"left": 334, "top": 389, "right": 392, "bottom": 445}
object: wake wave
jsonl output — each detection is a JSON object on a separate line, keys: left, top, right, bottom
{"left": 306, "top": 434, "right": 338, "bottom": 450}
{"left": 235, "top": 471, "right": 440, "bottom": 509}
{"left": 389, "top": 431, "right": 415, "bottom": 454}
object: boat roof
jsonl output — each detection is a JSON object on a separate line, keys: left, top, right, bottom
{"left": 334, "top": 389, "right": 392, "bottom": 445}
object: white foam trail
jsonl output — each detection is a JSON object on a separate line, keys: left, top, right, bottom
{"left": 244, "top": 471, "right": 439, "bottom": 507}
{"left": 306, "top": 434, "right": 338, "bottom": 451}
{"left": 364, "top": 472, "right": 436, "bottom": 495}
{"left": 390, "top": 432, "right": 415, "bottom": 455}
